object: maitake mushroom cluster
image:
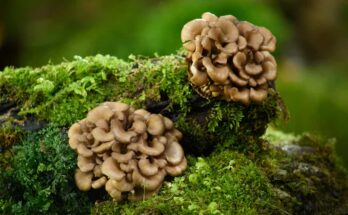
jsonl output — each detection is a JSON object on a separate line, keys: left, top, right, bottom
{"left": 68, "top": 102, "right": 187, "bottom": 201}
{"left": 181, "top": 12, "right": 277, "bottom": 105}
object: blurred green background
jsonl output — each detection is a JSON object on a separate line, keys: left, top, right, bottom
{"left": 1, "top": 0, "right": 348, "bottom": 167}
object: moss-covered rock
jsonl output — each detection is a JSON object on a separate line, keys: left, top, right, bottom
{"left": 0, "top": 53, "right": 282, "bottom": 155}
{"left": 0, "top": 54, "right": 347, "bottom": 214}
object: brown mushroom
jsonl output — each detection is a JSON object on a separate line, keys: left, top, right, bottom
{"left": 92, "top": 140, "right": 115, "bottom": 154}
{"left": 182, "top": 12, "right": 277, "bottom": 105}
{"left": 120, "top": 159, "right": 137, "bottom": 173}
{"left": 91, "top": 127, "right": 114, "bottom": 142}
{"left": 181, "top": 19, "right": 207, "bottom": 43}
{"left": 132, "top": 168, "right": 166, "bottom": 191}
{"left": 112, "top": 151, "right": 135, "bottom": 163}
{"left": 77, "top": 155, "right": 95, "bottom": 172}
{"left": 110, "top": 177, "right": 134, "bottom": 192}
{"left": 146, "top": 114, "right": 165, "bottom": 136}
{"left": 189, "top": 61, "right": 209, "bottom": 86}
{"left": 202, "top": 57, "right": 230, "bottom": 84}
{"left": 130, "top": 120, "right": 147, "bottom": 134}
{"left": 110, "top": 119, "right": 138, "bottom": 143}
{"left": 75, "top": 169, "right": 93, "bottom": 191}
{"left": 92, "top": 176, "right": 107, "bottom": 189}
{"left": 138, "top": 137, "right": 165, "bottom": 156}
{"left": 68, "top": 102, "right": 187, "bottom": 201}
{"left": 138, "top": 158, "right": 159, "bottom": 177}
{"left": 77, "top": 144, "right": 93, "bottom": 157}
{"left": 105, "top": 179, "right": 122, "bottom": 201}
{"left": 101, "top": 157, "right": 125, "bottom": 180}
{"left": 165, "top": 141, "right": 185, "bottom": 165}
{"left": 86, "top": 105, "right": 114, "bottom": 123}
{"left": 166, "top": 157, "right": 188, "bottom": 176}
{"left": 103, "top": 101, "right": 129, "bottom": 112}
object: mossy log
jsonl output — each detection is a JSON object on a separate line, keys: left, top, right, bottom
{"left": 0, "top": 54, "right": 347, "bottom": 214}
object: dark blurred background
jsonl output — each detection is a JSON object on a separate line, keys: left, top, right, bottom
{"left": 1, "top": 0, "right": 348, "bottom": 167}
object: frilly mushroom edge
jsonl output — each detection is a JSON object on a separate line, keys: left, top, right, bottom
{"left": 181, "top": 12, "right": 278, "bottom": 105}
{"left": 68, "top": 102, "right": 187, "bottom": 201}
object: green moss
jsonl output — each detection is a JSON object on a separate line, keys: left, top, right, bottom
{"left": 0, "top": 122, "right": 25, "bottom": 171}
{"left": 0, "top": 126, "right": 91, "bottom": 215}
{"left": 1, "top": 54, "right": 346, "bottom": 214}
{"left": 262, "top": 129, "right": 348, "bottom": 214}
{"left": 0, "top": 53, "right": 281, "bottom": 155}
{"left": 92, "top": 151, "right": 283, "bottom": 215}
{"left": 0, "top": 122, "right": 24, "bottom": 150}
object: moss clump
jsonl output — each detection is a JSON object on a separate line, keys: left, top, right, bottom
{"left": 263, "top": 129, "right": 348, "bottom": 214}
{"left": 0, "top": 126, "right": 91, "bottom": 215}
{"left": 0, "top": 122, "right": 24, "bottom": 150}
{"left": 0, "top": 54, "right": 191, "bottom": 126}
{"left": 1, "top": 54, "right": 346, "bottom": 214}
{"left": 0, "top": 53, "right": 281, "bottom": 155}
{"left": 92, "top": 151, "right": 283, "bottom": 215}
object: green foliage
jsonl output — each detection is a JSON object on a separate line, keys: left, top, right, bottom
{"left": 0, "top": 126, "right": 91, "bottom": 215}
{"left": 208, "top": 102, "right": 244, "bottom": 133}
{"left": 0, "top": 122, "right": 24, "bottom": 150}
{"left": 92, "top": 151, "right": 283, "bottom": 215}
{"left": 0, "top": 54, "right": 191, "bottom": 126}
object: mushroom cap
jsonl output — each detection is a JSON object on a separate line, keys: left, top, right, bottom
{"left": 250, "top": 88, "right": 268, "bottom": 103}
{"left": 181, "top": 19, "right": 207, "bottom": 43}
{"left": 163, "top": 117, "right": 174, "bottom": 130}
{"left": 92, "top": 140, "right": 115, "bottom": 154}
{"left": 182, "top": 12, "right": 277, "bottom": 105}
{"left": 112, "top": 151, "right": 135, "bottom": 163}
{"left": 75, "top": 169, "right": 93, "bottom": 191}
{"left": 132, "top": 168, "right": 166, "bottom": 191}
{"left": 138, "top": 137, "right": 165, "bottom": 156}
{"left": 93, "top": 164, "right": 103, "bottom": 177}
{"left": 189, "top": 62, "right": 209, "bottom": 86}
{"left": 133, "top": 109, "right": 151, "bottom": 120}
{"left": 68, "top": 123, "right": 82, "bottom": 139}
{"left": 68, "top": 101, "right": 187, "bottom": 201}
{"left": 165, "top": 141, "right": 184, "bottom": 165}
{"left": 91, "top": 127, "right": 114, "bottom": 142}
{"left": 120, "top": 159, "right": 137, "bottom": 173}
{"left": 110, "top": 177, "right": 134, "bottom": 192}
{"left": 111, "top": 119, "right": 138, "bottom": 143}
{"left": 77, "top": 143, "right": 94, "bottom": 157}
{"left": 138, "top": 158, "right": 159, "bottom": 177}
{"left": 166, "top": 157, "right": 188, "bottom": 176}
{"left": 86, "top": 105, "right": 114, "bottom": 123}
{"left": 77, "top": 155, "right": 95, "bottom": 172}
{"left": 130, "top": 120, "right": 147, "bottom": 134}
{"left": 105, "top": 179, "right": 122, "bottom": 201}
{"left": 103, "top": 101, "right": 129, "bottom": 112}
{"left": 146, "top": 114, "right": 165, "bottom": 136}
{"left": 101, "top": 157, "right": 125, "bottom": 180}
{"left": 92, "top": 176, "right": 107, "bottom": 189}
{"left": 95, "top": 119, "right": 109, "bottom": 131}
{"left": 69, "top": 137, "right": 80, "bottom": 150}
